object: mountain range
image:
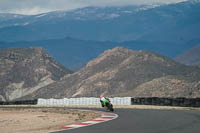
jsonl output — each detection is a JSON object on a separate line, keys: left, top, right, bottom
{"left": 1, "top": 0, "right": 200, "bottom": 101}
{"left": 0, "top": 0, "right": 200, "bottom": 43}
{"left": 19, "top": 47, "right": 200, "bottom": 100}
{"left": 0, "top": 0, "right": 200, "bottom": 70}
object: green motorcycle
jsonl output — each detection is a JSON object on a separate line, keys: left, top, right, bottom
{"left": 100, "top": 97, "right": 114, "bottom": 112}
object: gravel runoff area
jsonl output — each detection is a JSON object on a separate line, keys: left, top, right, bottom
{"left": 0, "top": 106, "right": 101, "bottom": 133}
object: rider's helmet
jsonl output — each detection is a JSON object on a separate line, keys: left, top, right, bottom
{"left": 100, "top": 96, "right": 106, "bottom": 101}
{"left": 100, "top": 96, "right": 103, "bottom": 100}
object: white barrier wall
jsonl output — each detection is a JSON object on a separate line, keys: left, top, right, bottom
{"left": 37, "top": 97, "right": 131, "bottom": 105}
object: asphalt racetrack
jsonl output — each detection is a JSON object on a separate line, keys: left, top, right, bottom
{"left": 53, "top": 108, "right": 200, "bottom": 133}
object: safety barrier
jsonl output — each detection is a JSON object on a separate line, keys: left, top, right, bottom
{"left": 37, "top": 97, "right": 132, "bottom": 105}
{"left": 131, "top": 97, "right": 200, "bottom": 107}
{"left": 1, "top": 97, "right": 199, "bottom": 107}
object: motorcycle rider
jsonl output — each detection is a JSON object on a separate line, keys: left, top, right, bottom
{"left": 100, "top": 96, "right": 110, "bottom": 107}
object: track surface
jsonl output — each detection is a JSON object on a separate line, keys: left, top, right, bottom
{"left": 53, "top": 108, "right": 200, "bottom": 133}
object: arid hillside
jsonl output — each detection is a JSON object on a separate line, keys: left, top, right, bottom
{"left": 22, "top": 47, "right": 200, "bottom": 99}
{"left": 0, "top": 47, "right": 72, "bottom": 101}
{"left": 113, "top": 76, "right": 200, "bottom": 98}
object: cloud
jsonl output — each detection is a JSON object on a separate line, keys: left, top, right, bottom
{"left": 11, "top": 7, "right": 51, "bottom": 15}
{"left": 0, "top": 0, "right": 188, "bottom": 15}
{"left": 79, "top": 0, "right": 188, "bottom": 6}
{"left": 0, "top": 0, "right": 86, "bottom": 15}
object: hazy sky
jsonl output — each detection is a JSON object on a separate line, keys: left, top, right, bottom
{"left": 0, "top": 0, "right": 188, "bottom": 15}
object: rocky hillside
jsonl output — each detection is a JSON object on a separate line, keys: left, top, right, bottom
{"left": 175, "top": 45, "right": 200, "bottom": 67}
{"left": 0, "top": 47, "right": 72, "bottom": 101}
{"left": 22, "top": 47, "right": 200, "bottom": 99}
{"left": 113, "top": 76, "right": 200, "bottom": 98}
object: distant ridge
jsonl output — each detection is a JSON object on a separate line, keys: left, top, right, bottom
{"left": 175, "top": 45, "right": 200, "bottom": 67}
{"left": 0, "top": 1, "right": 200, "bottom": 43}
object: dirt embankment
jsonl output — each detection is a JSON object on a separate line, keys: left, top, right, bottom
{"left": 0, "top": 107, "right": 100, "bottom": 133}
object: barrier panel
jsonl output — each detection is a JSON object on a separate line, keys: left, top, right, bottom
{"left": 131, "top": 97, "right": 200, "bottom": 107}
